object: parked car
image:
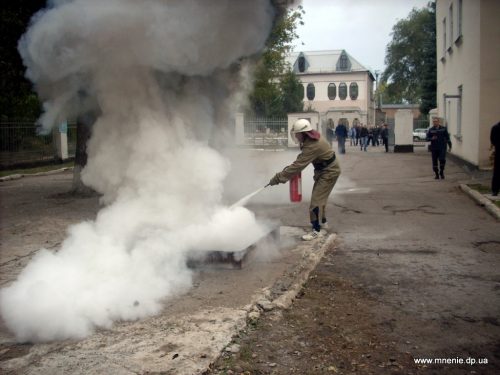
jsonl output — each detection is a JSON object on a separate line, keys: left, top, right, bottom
{"left": 413, "top": 128, "right": 428, "bottom": 141}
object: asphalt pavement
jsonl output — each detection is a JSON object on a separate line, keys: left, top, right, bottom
{"left": 255, "top": 141, "right": 500, "bottom": 372}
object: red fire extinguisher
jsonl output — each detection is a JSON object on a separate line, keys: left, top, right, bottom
{"left": 289, "top": 172, "right": 302, "bottom": 202}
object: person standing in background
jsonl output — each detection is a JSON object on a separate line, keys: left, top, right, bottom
{"left": 490, "top": 121, "right": 500, "bottom": 196}
{"left": 359, "top": 125, "right": 368, "bottom": 151}
{"left": 335, "top": 121, "right": 347, "bottom": 154}
{"left": 373, "top": 125, "right": 380, "bottom": 146}
{"left": 349, "top": 126, "right": 356, "bottom": 146}
{"left": 426, "top": 117, "right": 452, "bottom": 179}
{"left": 381, "top": 123, "right": 389, "bottom": 153}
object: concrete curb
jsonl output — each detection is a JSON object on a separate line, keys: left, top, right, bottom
{"left": 0, "top": 167, "right": 73, "bottom": 182}
{"left": 273, "top": 233, "right": 337, "bottom": 309}
{"left": 459, "top": 184, "right": 500, "bottom": 221}
{"left": 215, "top": 232, "right": 337, "bottom": 370}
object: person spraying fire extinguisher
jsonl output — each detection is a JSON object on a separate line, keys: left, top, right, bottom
{"left": 268, "top": 119, "right": 341, "bottom": 241}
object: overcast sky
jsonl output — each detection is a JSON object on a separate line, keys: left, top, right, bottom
{"left": 292, "top": 0, "right": 431, "bottom": 75}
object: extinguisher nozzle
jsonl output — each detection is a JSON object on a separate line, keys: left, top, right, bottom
{"left": 264, "top": 183, "right": 270, "bottom": 188}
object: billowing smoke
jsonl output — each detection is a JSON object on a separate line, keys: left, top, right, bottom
{"left": 0, "top": 0, "right": 278, "bottom": 342}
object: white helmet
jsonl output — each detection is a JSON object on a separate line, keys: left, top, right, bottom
{"left": 290, "top": 119, "right": 312, "bottom": 144}
{"left": 291, "top": 119, "right": 312, "bottom": 134}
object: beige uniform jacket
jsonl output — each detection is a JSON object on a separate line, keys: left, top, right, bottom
{"left": 275, "top": 136, "right": 336, "bottom": 183}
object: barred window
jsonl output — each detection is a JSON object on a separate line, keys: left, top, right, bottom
{"left": 339, "top": 82, "right": 347, "bottom": 100}
{"left": 349, "top": 82, "right": 358, "bottom": 100}
{"left": 328, "top": 83, "right": 336, "bottom": 100}
{"left": 298, "top": 56, "right": 306, "bottom": 72}
{"left": 339, "top": 54, "right": 348, "bottom": 71}
{"left": 306, "top": 83, "right": 315, "bottom": 100}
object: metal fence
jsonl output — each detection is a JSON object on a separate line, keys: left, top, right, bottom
{"left": 243, "top": 117, "right": 288, "bottom": 148}
{"left": 0, "top": 122, "right": 77, "bottom": 169}
{"left": 413, "top": 118, "right": 429, "bottom": 146}
{"left": 413, "top": 118, "right": 429, "bottom": 130}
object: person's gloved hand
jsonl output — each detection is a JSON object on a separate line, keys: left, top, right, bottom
{"left": 448, "top": 142, "right": 452, "bottom": 151}
{"left": 269, "top": 174, "right": 280, "bottom": 186}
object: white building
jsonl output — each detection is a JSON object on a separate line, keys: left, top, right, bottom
{"left": 436, "top": 0, "right": 500, "bottom": 168}
{"left": 285, "top": 50, "right": 376, "bottom": 129}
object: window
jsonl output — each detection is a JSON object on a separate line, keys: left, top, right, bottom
{"left": 349, "top": 82, "right": 358, "bottom": 100}
{"left": 328, "top": 83, "right": 336, "bottom": 100}
{"left": 337, "top": 51, "right": 350, "bottom": 71}
{"left": 339, "top": 82, "right": 347, "bottom": 100}
{"left": 298, "top": 56, "right": 306, "bottom": 73}
{"left": 339, "top": 55, "right": 348, "bottom": 70}
{"left": 456, "top": 0, "right": 463, "bottom": 43}
{"left": 306, "top": 83, "right": 315, "bottom": 100}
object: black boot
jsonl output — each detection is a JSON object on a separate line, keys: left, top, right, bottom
{"left": 433, "top": 167, "right": 439, "bottom": 179}
{"left": 440, "top": 168, "right": 445, "bottom": 179}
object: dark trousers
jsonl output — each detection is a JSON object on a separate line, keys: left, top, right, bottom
{"left": 431, "top": 148, "right": 447, "bottom": 174}
{"left": 493, "top": 148, "right": 500, "bottom": 194}
{"left": 382, "top": 137, "right": 388, "bottom": 152}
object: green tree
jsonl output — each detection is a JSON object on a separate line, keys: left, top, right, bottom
{"left": 247, "top": 5, "right": 304, "bottom": 117}
{"left": 279, "top": 70, "right": 304, "bottom": 114}
{"left": 0, "top": 0, "right": 45, "bottom": 120}
{"left": 381, "top": 1, "right": 436, "bottom": 114}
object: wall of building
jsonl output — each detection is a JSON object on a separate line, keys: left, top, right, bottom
{"left": 381, "top": 106, "right": 421, "bottom": 121}
{"left": 437, "top": 0, "right": 500, "bottom": 168}
{"left": 437, "top": 0, "right": 481, "bottom": 167}
{"left": 297, "top": 71, "right": 374, "bottom": 127}
{"left": 479, "top": 0, "right": 500, "bottom": 167}
{"left": 366, "top": 73, "right": 376, "bottom": 125}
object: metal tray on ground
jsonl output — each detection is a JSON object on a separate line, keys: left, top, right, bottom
{"left": 186, "top": 226, "right": 280, "bottom": 269}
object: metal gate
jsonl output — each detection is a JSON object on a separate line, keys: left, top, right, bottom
{"left": 243, "top": 117, "right": 288, "bottom": 149}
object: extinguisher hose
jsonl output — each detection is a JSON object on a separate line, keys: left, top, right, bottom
{"left": 230, "top": 185, "right": 269, "bottom": 209}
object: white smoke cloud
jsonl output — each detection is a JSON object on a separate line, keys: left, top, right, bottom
{"left": 0, "top": 0, "right": 276, "bottom": 342}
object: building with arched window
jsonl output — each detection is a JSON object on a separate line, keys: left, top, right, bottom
{"left": 286, "top": 50, "right": 376, "bottom": 131}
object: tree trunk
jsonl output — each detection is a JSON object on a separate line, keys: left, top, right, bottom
{"left": 72, "top": 113, "right": 96, "bottom": 195}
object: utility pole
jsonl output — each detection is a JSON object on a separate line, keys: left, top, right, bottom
{"left": 374, "top": 70, "right": 380, "bottom": 110}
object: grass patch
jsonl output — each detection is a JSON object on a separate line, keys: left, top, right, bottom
{"left": 467, "top": 183, "right": 500, "bottom": 208}
{"left": 0, "top": 161, "right": 74, "bottom": 178}
{"left": 467, "top": 183, "right": 490, "bottom": 194}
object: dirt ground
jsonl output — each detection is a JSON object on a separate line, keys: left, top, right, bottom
{"left": 207, "top": 245, "right": 422, "bottom": 375}
{"left": 1, "top": 145, "right": 499, "bottom": 375}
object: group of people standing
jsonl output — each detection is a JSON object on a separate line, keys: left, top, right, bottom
{"left": 327, "top": 123, "right": 390, "bottom": 153}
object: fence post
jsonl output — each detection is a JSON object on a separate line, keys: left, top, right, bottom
{"left": 53, "top": 121, "right": 69, "bottom": 160}
{"left": 394, "top": 109, "right": 414, "bottom": 153}
{"left": 428, "top": 108, "right": 438, "bottom": 127}
{"left": 235, "top": 113, "right": 245, "bottom": 146}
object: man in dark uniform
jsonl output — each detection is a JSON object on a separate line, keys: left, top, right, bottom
{"left": 380, "top": 123, "right": 389, "bottom": 152}
{"left": 426, "top": 117, "right": 452, "bottom": 179}
{"left": 490, "top": 122, "right": 500, "bottom": 196}
{"left": 335, "top": 121, "right": 348, "bottom": 154}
